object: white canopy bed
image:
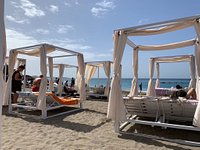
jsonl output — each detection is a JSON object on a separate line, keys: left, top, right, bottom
{"left": 4, "top": 43, "right": 86, "bottom": 119}
{"left": 107, "top": 15, "right": 200, "bottom": 146}
{"left": 49, "top": 62, "right": 78, "bottom": 96}
{"left": 147, "top": 55, "right": 196, "bottom": 96}
{"left": 85, "top": 61, "right": 112, "bottom": 99}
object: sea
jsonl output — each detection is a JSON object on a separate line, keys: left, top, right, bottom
{"left": 63, "top": 78, "right": 190, "bottom": 91}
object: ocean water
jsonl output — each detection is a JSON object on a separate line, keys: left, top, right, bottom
{"left": 88, "top": 78, "right": 190, "bottom": 91}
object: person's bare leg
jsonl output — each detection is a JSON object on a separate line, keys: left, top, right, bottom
{"left": 12, "top": 93, "right": 18, "bottom": 103}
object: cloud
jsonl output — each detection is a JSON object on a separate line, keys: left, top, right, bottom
{"left": 36, "top": 29, "right": 50, "bottom": 35}
{"left": 57, "top": 25, "right": 74, "bottom": 34}
{"left": 17, "top": 0, "right": 45, "bottom": 17}
{"left": 64, "top": 2, "right": 71, "bottom": 7}
{"left": 138, "top": 19, "right": 150, "bottom": 25}
{"left": 49, "top": 5, "right": 59, "bottom": 13}
{"left": 6, "top": 28, "right": 39, "bottom": 50}
{"left": 6, "top": 15, "right": 30, "bottom": 24}
{"left": 91, "top": 0, "right": 115, "bottom": 17}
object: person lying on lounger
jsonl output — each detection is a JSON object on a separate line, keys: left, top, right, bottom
{"left": 170, "top": 88, "right": 196, "bottom": 100}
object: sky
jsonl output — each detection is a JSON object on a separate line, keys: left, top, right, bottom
{"left": 4, "top": 0, "right": 200, "bottom": 78}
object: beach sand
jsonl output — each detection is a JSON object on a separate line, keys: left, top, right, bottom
{"left": 2, "top": 99, "right": 200, "bottom": 150}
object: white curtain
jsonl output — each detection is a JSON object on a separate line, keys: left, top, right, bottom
{"left": 0, "top": 0, "right": 6, "bottom": 146}
{"left": 188, "top": 55, "right": 196, "bottom": 89}
{"left": 147, "top": 58, "right": 155, "bottom": 96}
{"left": 58, "top": 64, "right": 65, "bottom": 95}
{"left": 193, "top": 20, "right": 200, "bottom": 127}
{"left": 155, "top": 63, "right": 160, "bottom": 88}
{"left": 107, "top": 31, "right": 127, "bottom": 122}
{"left": 85, "top": 65, "right": 96, "bottom": 86}
{"left": 127, "top": 20, "right": 194, "bottom": 36}
{"left": 37, "top": 45, "right": 47, "bottom": 110}
{"left": 48, "top": 57, "right": 54, "bottom": 91}
{"left": 103, "top": 62, "right": 111, "bottom": 96}
{"left": 129, "top": 48, "right": 138, "bottom": 96}
{"left": 4, "top": 51, "right": 18, "bottom": 106}
{"left": 138, "top": 39, "right": 195, "bottom": 51}
{"left": 77, "top": 54, "right": 86, "bottom": 103}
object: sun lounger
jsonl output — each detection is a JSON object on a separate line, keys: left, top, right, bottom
{"left": 10, "top": 91, "right": 81, "bottom": 119}
{"left": 124, "top": 96, "right": 160, "bottom": 121}
{"left": 159, "top": 97, "right": 198, "bottom": 122}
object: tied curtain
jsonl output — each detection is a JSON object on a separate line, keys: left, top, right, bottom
{"left": 129, "top": 48, "right": 138, "bottom": 97}
{"left": 76, "top": 54, "right": 86, "bottom": 103}
{"left": 155, "top": 63, "right": 160, "bottom": 88}
{"left": 147, "top": 58, "right": 155, "bottom": 96}
{"left": 58, "top": 64, "right": 65, "bottom": 95}
{"left": 0, "top": 0, "right": 6, "bottom": 146}
{"left": 48, "top": 57, "right": 54, "bottom": 91}
{"left": 85, "top": 65, "right": 97, "bottom": 86}
{"left": 103, "top": 62, "right": 111, "bottom": 96}
{"left": 36, "top": 45, "right": 47, "bottom": 110}
{"left": 107, "top": 31, "right": 127, "bottom": 123}
{"left": 189, "top": 56, "right": 196, "bottom": 89}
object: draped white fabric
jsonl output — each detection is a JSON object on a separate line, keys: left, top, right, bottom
{"left": 103, "top": 62, "right": 111, "bottom": 96}
{"left": 0, "top": 0, "right": 6, "bottom": 145}
{"left": 188, "top": 56, "right": 196, "bottom": 89}
{"left": 147, "top": 59, "right": 155, "bottom": 96}
{"left": 4, "top": 51, "right": 17, "bottom": 106}
{"left": 126, "top": 19, "right": 194, "bottom": 36}
{"left": 107, "top": 31, "right": 127, "bottom": 121}
{"left": 37, "top": 46, "right": 47, "bottom": 110}
{"left": 193, "top": 42, "right": 200, "bottom": 127}
{"left": 85, "top": 65, "right": 97, "bottom": 85}
{"left": 155, "top": 63, "right": 160, "bottom": 88}
{"left": 77, "top": 54, "right": 86, "bottom": 102}
{"left": 48, "top": 57, "right": 54, "bottom": 91}
{"left": 138, "top": 39, "right": 195, "bottom": 51}
{"left": 129, "top": 48, "right": 138, "bottom": 96}
{"left": 58, "top": 64, "right": 65, "bottom": 95}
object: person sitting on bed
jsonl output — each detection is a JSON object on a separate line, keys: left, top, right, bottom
{"left": 32, "top": 75, "right": 43, "bottom": 92}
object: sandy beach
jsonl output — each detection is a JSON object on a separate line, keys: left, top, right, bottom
{"left": 2, "top": 99, "right": 200, "bottom": 150}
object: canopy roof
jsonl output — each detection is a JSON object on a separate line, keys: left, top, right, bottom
{"left": 11, "top": 43, "right": 81, "bottom": 57}
{"left": 85, "top": 60, "right": 112, "bottom": 67}
{"left": 150, "top": 54, "right": 194, "bottom": 63}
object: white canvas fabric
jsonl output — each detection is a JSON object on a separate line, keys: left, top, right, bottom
{"left": 189, "top": 56, "right": 196, "bottom": 89}
{"left": 147, "top": 59, "right": 155, "bottom": 96}
{"left": 155, "top": 63, "right": 160, "bottom": 88}
{"left": 103, "top": 62, "right": 111, "bottom": 96}
{"left": 77, "top": 54, "right": 86, "bottom": 102}
{"left": 138, "top": 39, "right": 195, "bottom": 51}
{"left": 58, "top": 64, "right": 65, "bottom": 95}
{"left": 48, "top": 57, "right": 54, "bottom": 91}
{"left": 0, "top": 0, "right": 6, "bottom": 145}
{"left": 85, "top": 65, "right": 97, "bottom": 85}
{"left": 193, "top": 42, "right": 200, "bottom": 127}
{"left": 107, "top": 31, "right": 127, "bottom": 121}
{"left": 4, "top": 51, "right": 17, "bottom": 106}
{"left": 129, "top": 48, "right": 138, "bottom": 96}
{"left": 37, "top": 45, "right": 47, "bottom": 110}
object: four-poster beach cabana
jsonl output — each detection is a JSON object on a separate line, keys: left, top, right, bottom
{"left": 148, "top": 55, "right": 196, "bottom": 96}
{"left": 49, "top": 63, "right": 78, "bottom": 96}
{"left": 4, "top": 43, "right": 86, "bottom": 119}
{"left": 107, "top": 15, "right": 200, "bottom": 146}
{"left": 85, "top": 61, "right": 112, "bottom": 99}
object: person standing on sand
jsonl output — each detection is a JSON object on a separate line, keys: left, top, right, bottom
{"left": 139, "top": 82, "right": 142, "bottom": 94}
{"left": 11, "top": 65, "right": 25, "bottom": 103}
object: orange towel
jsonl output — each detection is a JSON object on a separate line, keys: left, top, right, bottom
{"left": 34, "top": 92, "right": 79, "bottom": 105}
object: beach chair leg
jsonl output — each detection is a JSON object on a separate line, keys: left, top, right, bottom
{"left": 114, "top": 121, "right": 120, "bottom": 133}
{"left": 42, "top": 109, "right": 47, "bottom": 119}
